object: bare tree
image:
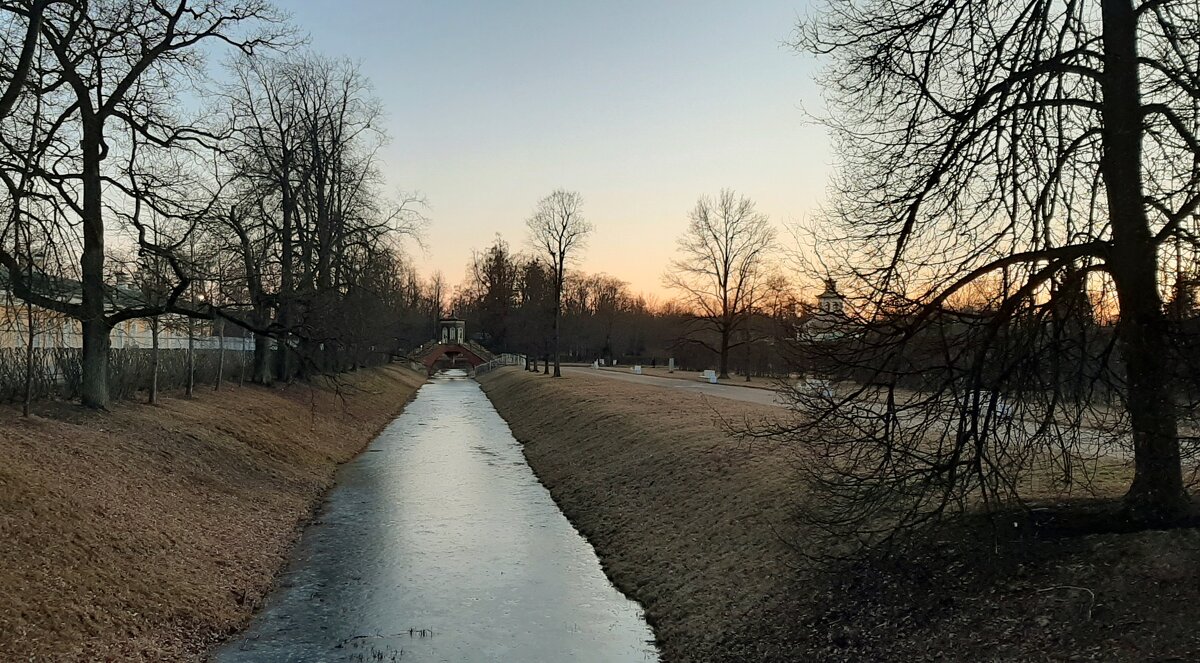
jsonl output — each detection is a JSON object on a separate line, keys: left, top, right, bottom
{"left": 665, "top": 189, "right": 776, "bottom": 379}
{"left": 217, "top": 51, "right": 424, "bottom": 380}
{"left": 526, "top": 189, "right": 591, "bottom": 377}
{"left": 0, "top": 1, "right": 59, "bottom": 123}
{"left": 0, "top": 0, "right": 288, "bottom": 408}
{"left": 220, "top": 53, "right": 308, "bottom": 382}
{"left": 786, "top": 0, "right": 1200, "bottom": 541}
{"left": 0, "top": 4, "right": 437, "bottom": 408}
{"left": 459, "top": 234, "right": 521, "bottom": 349}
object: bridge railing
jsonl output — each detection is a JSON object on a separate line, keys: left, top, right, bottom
{"left": 475, "top": 353, "right": 525, "bottom": 376}
{"left": 463, "top": 339, "right": 497, "bottom": 362}
{"left": 409, "top": 340, "right": 438, "bottom": 359}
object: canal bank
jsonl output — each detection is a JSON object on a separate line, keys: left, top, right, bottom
{"left": 0, "top": 365, "right": 425, "bottom": 662}
{"left": 477, "top": 367, "right": 803, "bottom": 662}
{"left": 479, "top": 368, "right": 1200, "bottom": 663}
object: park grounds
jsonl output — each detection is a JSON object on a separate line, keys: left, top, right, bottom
{"left": 481, "top": 367, "right": 1200, "bottom": 662}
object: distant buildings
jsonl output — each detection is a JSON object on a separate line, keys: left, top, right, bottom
{"left": 439, "top": 316, "right": 467, "bottom": 344}
{"left": 796, "top": 278, "right": 850, "bottom": 342}
{"left": 0, "top": 273, "right": 239, "bottom": 351}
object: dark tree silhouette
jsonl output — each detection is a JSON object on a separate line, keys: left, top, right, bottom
{"left": 526, "top": 189, "right": 591, "bottom": 377}
{"left": 665, "top": 189, "right": 776, "bottom": 379}
{"left": 784, "top": 0, "right": 1200, "bottom": 544}
{"left": 0, "top": 0, "right": 288, "bottom": 407}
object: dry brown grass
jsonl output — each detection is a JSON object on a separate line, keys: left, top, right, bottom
{"left": 481, "top": 368, "right": 1200, "bottom": 662}
{"left": 0, "top": 365, "right": 425, "bottom": 662}
{"left": 480, "top": 368, "right": 803, "bottom": 662}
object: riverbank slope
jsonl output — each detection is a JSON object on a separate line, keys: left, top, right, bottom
{"left": 479, "top": 367, "right": 802, "bottom": 661}
{"left": 0, "top": 365, "right": 425, "bottom": 661}
{"left": 480, "top": 367, "right": 1200, "bottom": 662}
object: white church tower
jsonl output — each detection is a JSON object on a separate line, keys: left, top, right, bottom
{"left": 816, "top": 278, "right": 845, "bottom": 315}
{"left": 797, "top": 278, "right": 848, "bottom": 342}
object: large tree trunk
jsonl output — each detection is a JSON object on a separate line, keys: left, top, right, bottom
{"left": 718, "top": 323, "right": 730, "bottom": 380}
{"left": 80, "top": 318, "right": 110, "bottom": 408}
{"left": 253, "top": 333, "right": 273, "bottom": 385}
{"left": 79, "top": 123, "right": 109, "bottom": 409}
{"left": 553, "top": 273, "right": 563, "bottom": 377}
{"left": 1101, "top": 0, "right": 1187, "bottom": 520}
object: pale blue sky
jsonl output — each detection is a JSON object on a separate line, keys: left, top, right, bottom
{"left": 284, "top": 0, "right": 827, "bottom": 298}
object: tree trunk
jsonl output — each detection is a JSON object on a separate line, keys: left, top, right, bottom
{"left": 23, "top": 297, "right": 34, "bottom": 417}
{"left": 79, "top": 121, "right": 109, "bottom": 409}
{"left": 297, "top": 338, "right": 315, "bottom": 379}
{"left": 215, "top": 316, "right": 224, "bottom": 391}
{"left": 254, "top": 333, "right": 273, "bottom": 385}
{"left": 1101, "top": 0, "right": 1187, "bottom": 520}
{"left": 744, "top": 325, "right": 752, "bottom": 382}
{"left": 276, "top": 192, "right": 294, "bottom": 383}
{"left": 80, "top": 318, "right": 110, "bottom": 409}
{"left": 149, "top": 318, "right": 159, "bottom": 405}
{"left": 553, "top": 276, "right": 563, "bottom": 377}
{"left": 718, "top": 324, "right": 730, "bottom": 380}
{"left": 186, "top": 314, "right": 195, "bottom": 398}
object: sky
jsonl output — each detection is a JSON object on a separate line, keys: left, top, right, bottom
{"left": 284, "top": 0, "right": 829, "bottom": 300}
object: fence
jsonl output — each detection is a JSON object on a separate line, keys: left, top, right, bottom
{"left": 0, "top": 346, "right": 256, "bottom": 403}
{"left": 110, "top": 331, "right": 257, "bottom": 352}
{"left": 474, "top": 353, "right": 525, "bottom": 376}
{"left": 0, "top": 306, "right": 253, "bottom": 353}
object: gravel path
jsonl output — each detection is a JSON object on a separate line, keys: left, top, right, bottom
{"left": 561, "top": 366, "right": 786, "bottom": 407}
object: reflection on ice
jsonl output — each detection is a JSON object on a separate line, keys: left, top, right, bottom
{"left": 215, "top": 375, "right": 658, "bottom": 663}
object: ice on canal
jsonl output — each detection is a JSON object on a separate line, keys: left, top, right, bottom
{"left": 215, "top": 368, "right": 659, "bottom": 662}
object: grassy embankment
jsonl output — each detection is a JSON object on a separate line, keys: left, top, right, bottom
{"left": 480, "top": 367, "right": 1200, "bottom": 662}
{"left": 0, "top": 365, "right": 425, "bottom": 661}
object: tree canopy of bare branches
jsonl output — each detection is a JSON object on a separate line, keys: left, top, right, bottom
{"left": 665, "top": 189, "right": 776, "bottom": 379}
{"left": 0, "top": 3, "right": 435, "bottom": 409}
{"left": 526, "top": 189, "right": 591, "bottom": 377}
{"left": 0, "top": 0, "right": 290, "bottom": 407}
{"left": 784, "top": 0, "right": 1200, "bottom": 546}
{"left": 216, "top": 52, "right": 426, "bottom": 381}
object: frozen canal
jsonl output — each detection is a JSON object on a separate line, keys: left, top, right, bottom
{"left": 215, "top": 369, "right": 658, "bottom": 662}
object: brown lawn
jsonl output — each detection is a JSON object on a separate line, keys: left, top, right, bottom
{"left": 0, "top": 365, "right": 424, "bottom": 662}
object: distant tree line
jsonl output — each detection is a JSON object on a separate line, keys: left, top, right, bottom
{"left": 451, "top": 219, "right": 803, "bottom": 377}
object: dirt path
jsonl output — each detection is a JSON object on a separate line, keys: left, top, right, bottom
{"left": 0, "top": 366, "right": 425, "bottom": 662}
{"left": 560, "top": 366, "right": 786, "bottom": 407}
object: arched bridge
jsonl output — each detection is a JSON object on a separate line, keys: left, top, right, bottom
{"left": 413, "top": 341, "right": 494, "bottom": 375}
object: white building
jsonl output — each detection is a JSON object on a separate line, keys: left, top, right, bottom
{"left": 0, "top": 275, "right": 247, "bottom": 351}
{"left": 797, "top": 279, "right": 850, "bottom": 342}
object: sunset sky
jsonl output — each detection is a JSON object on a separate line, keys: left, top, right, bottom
{"left": 286, "top": 1, "right": 829, "bottom": 300}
